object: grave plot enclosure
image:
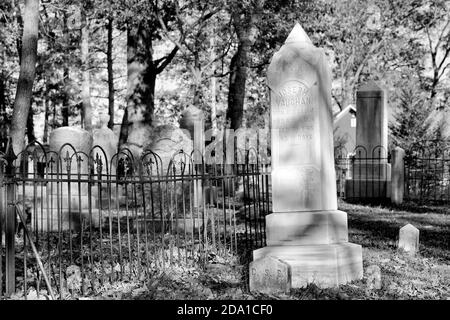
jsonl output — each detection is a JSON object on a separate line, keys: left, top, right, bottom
{"left": 0, "top": 141, "right": 270, "bottom": 299}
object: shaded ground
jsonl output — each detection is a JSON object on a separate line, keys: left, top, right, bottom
{"left": 8, "top": 199, "right": 450, "bottom": 300}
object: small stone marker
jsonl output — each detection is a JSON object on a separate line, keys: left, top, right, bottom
{"left": 365, "top": 265, "right": 381, "bottom": 290}
{"left": 249, "top": 256, "right": 291, "bottom": 294}
{"left": 398, "top": 224, "right": 419, "bottom": 255}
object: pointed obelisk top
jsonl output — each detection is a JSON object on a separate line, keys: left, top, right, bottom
{"left": 284, "top": 23, "right": 312, "bottom": 44}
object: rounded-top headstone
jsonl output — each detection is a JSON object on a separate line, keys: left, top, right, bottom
{"left": 144, "top": 124, "right": 193, "bottom": 173}
{"left": 49, "top": 127, "right": 93, "bottom": 159}
{"left": 49, "top": 126, "right": 93, "bottom": 194}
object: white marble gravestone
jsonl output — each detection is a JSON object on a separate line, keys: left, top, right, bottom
{"left": 34, "top": 127, "right": 96, "bottom": 231}
{"left": 251, "top": 23, "right": 363, "bottom": 289}
{"left": 365, "top": 264, "right": 382, "bottom": 290}
{"left": 398, "top": 224, "right": 419, "bottom": 256}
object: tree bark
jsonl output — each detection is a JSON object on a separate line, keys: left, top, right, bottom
{"left": 62, "top": 13, "right": 69, "bottom": 127}
{"left": 0, "top": 75, "right": 5, "bottom": 116}
{"left": 0, "top": 75, "right": 7, "bottom": 152}
{"left": 119, "top": 25, "right": 156, "bottom": 148}
{"left": 10, "top": 0, "right": 39, "bottom": 155}
{"left": 43, "top": 97, "right": 49, "bottom": 144}
{"left": 81, "top": 9, "right": 92, "bottom": 132}
{"left": 107, "top": 17, "right": 115, "bottom": 130}
{"left": 26, "top": 105, "right": 35, "bottom": 143}
{"left": 118, "top": 107, "right": 128, "bottom": 149}
{"left": 226, "top": 5, "right": 261, "bottom": 130}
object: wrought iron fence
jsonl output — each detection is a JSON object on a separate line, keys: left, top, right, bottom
{"left": 404, "top": 145, "right": 450, "bottom": 203}
{"left": 335, "top": 145, "right": 391, "bottom": 201}
{"left": 0, "top": 141, "right": 270, "bottom": 299}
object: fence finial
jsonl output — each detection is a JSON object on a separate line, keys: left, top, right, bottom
{"left": 4, "top": 137, "right": 17, "bottom": 170}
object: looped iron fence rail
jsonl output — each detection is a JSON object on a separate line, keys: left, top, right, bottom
{"left": 0, "top": 141, "right": 270, "bottom": 299}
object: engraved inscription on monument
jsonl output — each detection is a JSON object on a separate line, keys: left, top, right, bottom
{"left": 272, "top": 80, "right": 313, "bottom": 132}
{"left": 271, "top": 80, "right": 318, "bottom": 167}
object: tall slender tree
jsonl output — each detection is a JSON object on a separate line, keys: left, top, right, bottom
{"left": 81, "top": 4, "right": 92, "bottom": 132}
{"left": 10, "top": 0, "right": 40, "bottom": 155}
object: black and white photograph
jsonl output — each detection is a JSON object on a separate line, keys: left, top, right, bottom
{"left": 0, "top": 0, "right": 448, "bottom": 309}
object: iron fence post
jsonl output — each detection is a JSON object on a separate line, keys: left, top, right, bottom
{"left": 4, "top": 141, "right": 17, "bottom": 296}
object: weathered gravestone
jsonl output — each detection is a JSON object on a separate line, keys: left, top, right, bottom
{"left": 34, "top": 127, "right": 97, "bottom": 231}
{"left": 249, "top": 257, "right": 291, "bottom": 294}
{"left": 398, "top": 224, "right": 419, "bottom": 256}
{"left": 251, "top": 23, "right": 363, "bottom": 290}
{"left": 365, "top": 264, "right": 382, "bottom": 290}
{"left": 143, "top": 125, "right": 195, "bottom": 234}
{"left": 345, "top": 82, "right": 391, "bottom": 198}
{"left": 144, "top": 124, "right": 193, "bottom": 174}
{"left": 391, "top": 147, "right": 405, "bottom": 204}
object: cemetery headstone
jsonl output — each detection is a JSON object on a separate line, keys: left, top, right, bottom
{"left": 144, "top": 124, "right": 193, "bottom": 174}
{"left": 249, "top": 257, "right": 291, "bottom": 294}
{"left": 391, "top": 147, "right": 405, "bottom": 204}
{"left": 345, "top": 81, "right": 391, "bottom": 198}
{"left": 398, "top": 224, "right": 419, "bottom": 256}
{"left": 365, "top": 264, "right": 382, "bottom": 290}
{"left": 251, "top": 23, "right": 363, "bottom": 290}
{"left": 34, "top": 127, "right": 96, "bottom": 231}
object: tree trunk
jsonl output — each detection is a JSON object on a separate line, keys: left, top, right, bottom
{"left": 226, "top": 43, "right": 248, "bottom": 130}
{"left": 118, "top": 107, "right": 128, "bottom": 149}
{"left": 107, "top": 17, "right": 115, "bottom": 130}
{"left": 10, "top": 0, "right": 39, "bottom": 155}
{"left": 0, "top": 75, "right": 5, "bottom": 116}
{"left": 81, "top": 9, "right": 92, "bottom": 132}
{"left": 119, "top": 26, "right": 156, "bottom": 149}
{"left": 62, "top": 14, "right": 69, "bottom": 127}
{"left": 226, "top": 10, "right": 258, "bottom": 130}
{"left": 26, "top": 105, "right": 35, "bottom": 143}
{"left": 43, "top": 97, "right": 49, "bottom": 143}
{"left": 0, "top": 75, "right": 7, "bottom": 152}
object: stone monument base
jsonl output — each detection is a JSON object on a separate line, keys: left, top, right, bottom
{"left": 266, "top": 210, "right": 349, "bottom": 246}
{"left": 253, "top": 242, "right": 363, "bottom": 288}
{"left": 345, "top": 179, "right": 391, "bottom": 199}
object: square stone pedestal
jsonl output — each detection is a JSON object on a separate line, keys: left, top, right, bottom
{"left": 253, "top": 242, "right": 363, "bottom": 288}
{"left": 266, "top": 210, "right": 349, "bottom": 246}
